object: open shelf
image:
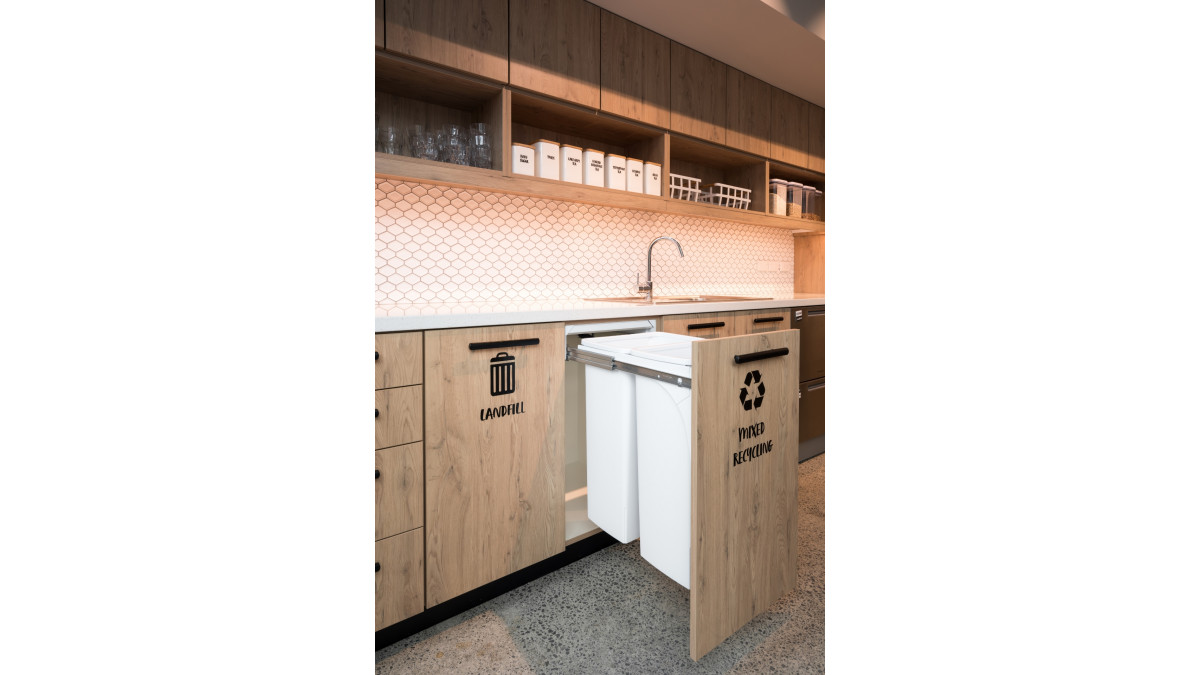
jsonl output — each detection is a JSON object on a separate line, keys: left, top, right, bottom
{"left": 767, "top": 160, "right": 825, "bottom": 226}
{"left": 669, "top": 135, "right": 767, "bottom": 213}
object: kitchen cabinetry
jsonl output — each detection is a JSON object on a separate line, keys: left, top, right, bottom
{"left": 661, "top": 311, "right": 737, "bottom": 339}
{"left": 423, "top": 322, "right": 566, "bottom": 606}
{"left": 599, "top": 9, "right": 670, "bottom": 128}
{"left": 375, "top": 331, "right": 426, "bottom": 631}
{"left": 734, "top": 308, "right": 789, "bottom": 335}
{"left": 509, "top": 0, "right": 601, "bottom": 108}
{"left": 383, "top": 0, "right": 509, "bottom": 83}
{"left": 797, "top": 305, "right": 824, "bottom": 382}
{"left": 798, "top": 378, "right": 825, "bottom": 443}
{"left": 670, "top": 42, "right": 727, "bottom": 145}
{"left": 793, "top": 305, "right": 825, "bottom": 450}
{"left": 376, "top": 0, "right": 385, "bottom": 49}
{"left": 770, "top": 85, "right": 808, "bottom": 168}
{"left": 725, "top": 68, "right": 773, "bottom": 157}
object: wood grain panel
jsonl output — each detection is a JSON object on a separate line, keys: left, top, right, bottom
{"left": 726, "top": 69, "right": 773, "bottom": 157}
{"left": 798, "top": 306, "right": 825, "bottom": 382}
{"left": 670, "top": 42, "right": 727, "bottom": 144}
{"left": 733, "top": 309, "right": 790, "bottom": 336}
{"left": 807, "top": 102, "right": 825, "bottom": 173}
{"left": 600, "top": 10, "right": 670, "bottom": 128}
{"left": 376, "top": 0, "right": 385, "bottom": 48}
{"left": 689, "top": 330, "right": 800, "bottom": 660}
{"left": 661, "top": 311, "right": 737, "bottom": 339}
{"left": 376, "top": 442, "right": 424, "bottom": 540}
{"left": 798, "top": 378, "right": 825, "bottom": 442}
{"left": 376, "top": 528, "right": 425, "bottom": 630}
{"left": 793, "top": 234, "right": 825, "bottom": 294}
{"left": 509, "top": 0, "right": 601, "bottom": 108}
{"left": 770, "top": 86, "right": 808, "bottom": 167}
{"left": 376, "top": 385, "right": 422, "bottom": 450}
{"left": 376, "top": 331, "right": 423, "bottom": 389}
{"left": 384, "top": 0, "right": 508, "bottom": 83}
{"left": 424, "top": 323, "right": 565, "bottom": 605}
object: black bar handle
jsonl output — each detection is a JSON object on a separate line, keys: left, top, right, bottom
{"left": 375, "top": 469, "right": 380, "bottom": 479}
{"left": 753, "top": 316, "right": 784, "bottom": 324}
{"left": 734, "top": 347, "right": 790, "bottom": 364}
{"left": 687, "top": 321, "right": 725, "bottom": 330}
{"left": 375, "top": 351, "right": 379, "bottom": 361}
{"left": 376, "top": 562, "right": 380, "bottom": 573}
{"left": 375, "top": 409, "right": 379, "bottom": 418}
{"left": 807, "top": 309, "right": 825, "bottom": 316}
{"left": 469, "top": 338, "right": 540, "bottom": 351}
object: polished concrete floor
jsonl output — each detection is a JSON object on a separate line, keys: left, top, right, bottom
{"left": 375, "top": 453, "right": 825, "bottom": 674}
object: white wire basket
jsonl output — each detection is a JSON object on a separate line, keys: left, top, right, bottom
{"left": 668, "top": 173, "right": 702, "bottom": 202}
{"left": 699, "top": 182, "right": 751, "bottom": 210}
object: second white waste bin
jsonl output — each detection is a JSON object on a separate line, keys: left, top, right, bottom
{"left": 612, "top": 340, "right": 696, "bottom": 588}
{"left": 578, "top": 332, "right": 700, "bottom": 544}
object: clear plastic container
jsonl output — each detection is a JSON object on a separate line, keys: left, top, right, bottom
{"left": 769, "top": 179, "right": 789, "bottom": 215}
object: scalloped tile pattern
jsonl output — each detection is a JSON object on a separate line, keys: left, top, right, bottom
{"left": 376, "top": 179, "right": 794, "bottom": 304}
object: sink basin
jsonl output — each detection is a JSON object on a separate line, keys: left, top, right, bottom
{"left": 584, "top": 295, "right": 770, "bottom": 305}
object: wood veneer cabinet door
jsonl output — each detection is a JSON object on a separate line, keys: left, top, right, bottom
{"left": 509, "top": 0, "right": 601, "bottom": 108}
{"left": 376, "top": 528, "right": 425, "bottom": 630}
{"left": 734, "top": 309, "right": 789, "bottom": 336}
{"left": 726, "top": 69, "right": 773, "bottom": 157}
{"left": 376, "top": 331, "right": 423, "bottom": 389}
{"left": 807, "top": 102, "right": 825, "bottom": 173}
{"left": 689, "top": 330, "right": 799, "bottom": 660}
{"left": 375, "top": 385, "right": 423, "bottom": 450}
{"left": 798, "top": 378, "right": 825, "bottom": 442}
{"left": 376, "top": 442, "right": 423, "bottom": 540}
{"left": 599, "top": 9, "right": 670, "bottom": 128}
{"left": 770, "top": 85, "right": 808, "bottom": 167}
{"left": 376, "top": 0, "right": 385, "bottom": 49}
{"left": 798, "top": 305, "right": 824, "bottom": 382}
{"left": 424, "top": 322, "right": 566, "bottom": 606}
{"left": 661, "top": 312, "right": 736, "bottom": 339}
{"left": 670, "top": 42, "right": 727, "bottom": 144}
{"left": 383, "top": 0, "right": 508, "bottom": 83}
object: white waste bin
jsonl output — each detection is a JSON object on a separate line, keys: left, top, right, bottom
{"left": 577, "top": 332, "right": 700, "bottom": 544}
{"left": 612, "top": 340, "right": 696, "bottom": 588}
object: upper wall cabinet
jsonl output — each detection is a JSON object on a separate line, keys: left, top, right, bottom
{"left": 670, "top": 42, "right": 727, "bottom": 145}
{"left": 510, "top": 0, "right": 601, "bottom": 109}
{"left": 807, "top": 102, "right": 825, "bottom": 173}
{"left": 376, "top": 0, "right": 385, "bottom": 49}
{"left": 599, "top": 10, "right": 670, "bottom": 128}
{"left": 726, "top": 68, "right": 772, "bottom": 157}
{"left": 383, "top": 0, "right": 509, "bottom": 84}
{"left": 770, "top": 85, "right": 809, "bottom": 168}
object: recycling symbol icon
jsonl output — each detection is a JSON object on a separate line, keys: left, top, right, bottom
{"left": 739, "top": 370, "right": 765, "bottom": 411}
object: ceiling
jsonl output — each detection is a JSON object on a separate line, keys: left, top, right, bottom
{"left": 587, "top": 0, "right": 825, "bottom": 107}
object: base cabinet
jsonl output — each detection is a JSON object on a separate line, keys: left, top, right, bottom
{"left": 798, "top": 378, "right": 825, "bottom": 442}
{"left": 661, "top": 311, "right": 737, "bottom": 339}
{"left": 423, "top": 322, "right": 566, "bottom": 606}
{"left": 376, "top": 528, "right": 425, "bottom": 630}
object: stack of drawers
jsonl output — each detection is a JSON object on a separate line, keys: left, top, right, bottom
{"left": 375, "top": 332, "right": 424, "bottom": 631}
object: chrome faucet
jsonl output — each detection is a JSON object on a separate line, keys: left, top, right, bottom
{"left": 638, "top": 236, "right": 684, "bottom": 302}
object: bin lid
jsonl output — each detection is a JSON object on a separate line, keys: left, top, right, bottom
{"left": 579, "top": 331, "right": 700, "bottom": 356}
{"left": 614, "top": 340, "right": 695, "bottom": 380}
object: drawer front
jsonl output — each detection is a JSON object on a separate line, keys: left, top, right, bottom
{"left": 798, "top": 377, "right": 825, "bottom": 442}
{"left": 661, "top": 312, "right": 736, "bottom": 339}
{"left": 376, "top": 528, "right": 425, "bottom": 630}
{"left": 734, "top": 309, "right": 789, "bottom": 336}
{"left": 376, "top": 332, "right": 423, "bottom": 389}
{"left": 799, "top": 306, "right": 825, "bottom": 382}
{"left": 376, "top": 442, "right": 424, "bottom": 540}
{"left": 376, "top": 385, "right": 423, "bottom": 449}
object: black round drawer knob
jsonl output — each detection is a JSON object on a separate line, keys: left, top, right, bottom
{"left": 375, "top": 351, "right": 379, "bottom": 361}
{"left": 375, "top": 469, "right": 380, "bottom": 479}
{"left": 375, "top": 409, "right": 379, "bottom": 418}
{"left": 375, "top": 562, "right": 380, "bottom": 573}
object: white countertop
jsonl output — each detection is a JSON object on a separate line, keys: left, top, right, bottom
{"left": 376, "top": 294, "right": 825, "bottom": 332}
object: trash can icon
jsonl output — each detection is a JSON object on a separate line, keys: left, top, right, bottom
{"left": 490, "top": 352, "right": 516, "bottom": 396}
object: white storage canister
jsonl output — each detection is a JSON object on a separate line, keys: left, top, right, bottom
{"left": 560, "top": 144, "right": 583, "bottom": 184}
{"left": 533, "top": 139, "right": 560, "bottom": 180}
{"left": 583, "top": 148, "right": 605, "bottom": 187}
{"left": 626, "top": 158, "right": 644, "bottom": 194}
{"left": 802, "top": 185, "right": 817, "bottom": 217}
{"left": 787, "top": 181, "right": 805, "bottom": 217}
{"left": 643, "top": 161, "right": 662, "bottom": 196}
{"left": 511, "top": 142, "right": 535, "bottom": 176}
{"left": 769, "top": 179, "right": 789, "bottom": 215}
{"left": 604, "top": 154, "right": 627, "bottom": 190}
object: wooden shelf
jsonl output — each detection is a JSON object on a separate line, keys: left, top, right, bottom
{"left": 375, "top": 153, "right": 822, "bottom": 231}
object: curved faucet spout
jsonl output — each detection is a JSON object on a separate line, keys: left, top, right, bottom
{"left": 641, "top": 236, "right": 685, "bottom": 302}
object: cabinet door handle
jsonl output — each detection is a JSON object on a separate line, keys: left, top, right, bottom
{"left": 687, "top": 321, "right": 725, "bottom": 330}
{"left": 375, "top": 409, "right": 379, "bottom": 418}
{"left": 375, "top": 469, "right": 380, "bottom": 479}
{"left": 807, "top": 309, "right": 825, "bottom": 317}
{"left": 376, "top": 562, "right": 380, "bottom": 573}
{"left": 375, "top": 351, "right": 379, "bottom": 361}
{"left": 733, "top": 347, "right": 790, "bottom": 364}
{"left": 753, "top": 317, "right": 784, "bottom": 324}
{"left": 468, "top": 338, "right": 540, "bottom": 351}
{"left": 806, "top": 379, "right": 825, "bottom": 391}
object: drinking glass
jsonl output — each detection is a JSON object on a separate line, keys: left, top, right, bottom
{"left": 378, "top": 126, "right": 400, "bottom": 155}
{"left": 420, "top": 131, "right": 439, "bottom": 161}
{"left": 441, "top": 124, "right": 468, "bottom": 165}
{"left": 406, "top": 124, "right": 425, "bottom": 158}
{"left": 468, "top": 122, "right": 491, "bottom": 168}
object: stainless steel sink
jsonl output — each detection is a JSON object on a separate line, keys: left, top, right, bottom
{"left": 584, "top": 295, "right": 770, "bottom": 305}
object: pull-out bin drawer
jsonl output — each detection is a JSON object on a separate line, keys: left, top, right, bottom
{"left": 375, "top": 528, "right": 424, "bottom": 630}
{"left": 375, "top": 385, "right": 422, "bottom": 449}
{"left": 376, "top": 442, "right": 423, "bottom": 540}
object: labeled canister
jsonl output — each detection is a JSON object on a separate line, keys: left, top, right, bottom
{"left": 560, "top": 144, "right": 583, "bottom": 184}
{"left": 533, "top": 139, "right": 560, "bottom": 180}
{"left": 604, "top": 154, "right": 627, "bottom": 191}
{"left": 626, "top": 158, "right": 644, "bottom": 194}
{"left": 643, "top": 161, "right": 662, "bottom": 196}
{"left": 512, "top": 143, "right": 535, "bottom": 176}
{"left": 769, "top": 179, "right": 789, "bottom": 215}
{"left": 583, "top": 148, "right": 605, "bottom": 187}
{"left": 490, "top": 352, "right": 516, "bottom": 396}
